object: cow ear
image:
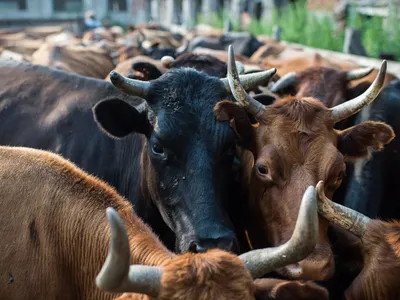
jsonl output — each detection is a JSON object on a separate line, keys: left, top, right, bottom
{"left": 253, "top": 94, "right": 276, "bottom": 106}
{"left": 132, "top": 62, "right": 163, "bottom": 81}
{"left": 93, "top": 98, "right": 151, "bottom": 138}
{"left": 337, "top": 121, "right": 395, "bottom": 160}
{"left": 214, "top": 100, "right": 256, "bottom": 151}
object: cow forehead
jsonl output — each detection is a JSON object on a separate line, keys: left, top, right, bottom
{"left": 255, "top": 99, "right": 340, "bottom": 173}
{"left": 156, "top": 109, "right": 234, "bottom": 153}
{"left": 148, "top": 68, "right": 225, "bottom": 109}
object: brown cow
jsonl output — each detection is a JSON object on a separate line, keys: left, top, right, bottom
{"left": 105, "top": 55, "right": 168, "bottom": 81}
{"left": 97, "top": 188, "right": 322, "bottom": 300}
{"left": 214, "top": 46, "right": 394, "bottom": 281}
{"left": 316, "top": 181, "right": 400, "bottom": 300}
{"left": 32, "top": 43, "right": 115, "bottom": 78}
{"left": 0, "top": 146, "right": 319, "bottom": 300}
{"left": 269, "top": 62, "right": 394, "bottom": 108}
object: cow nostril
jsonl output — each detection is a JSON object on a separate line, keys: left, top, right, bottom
{"left": 257, "top": 165, "right": 268, "bottom": 175}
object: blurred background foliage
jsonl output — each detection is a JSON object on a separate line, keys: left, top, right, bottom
{"left": 197, "top": 0, "right": 400, "bottom": 60}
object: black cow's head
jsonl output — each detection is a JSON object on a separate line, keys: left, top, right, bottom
{"left": 93, "top": 62, "right": 276, "bottom": 254}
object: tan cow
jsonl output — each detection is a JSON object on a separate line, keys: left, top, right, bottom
{"left": 32, "top": 43, "right": 114, "bottom": 78}
{"left": 0, "top": 146, "right": 320, "bottom": 299}
{"left": 316, "top": 181, "right": 400, "bottom": 300}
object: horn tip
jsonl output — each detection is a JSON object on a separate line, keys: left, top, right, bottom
{"left": 381, "top": 60, "right": 387, "bottom": 71}
{"left": 304, "top": 185, "right": 316, "bottom": 200}
{"left": 109, "top": 71, "right": 122, "bottom": 84}
{"left": 161, "top": 55, "right": 174, "bottom": 67}
{"left": 106, "top": 207, "right": 118, "bottom": 221}
{"left": 316, "top": 181, "right": 324, "bottom": 196}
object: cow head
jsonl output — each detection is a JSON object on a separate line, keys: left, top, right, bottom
{"left": 96, "top": 198, "right": 318, "bottom": 299}
{"left": 316, "top": 182, "right": 400, "bottom": 300}
{"left": 93, "top": 56, "right": 276, "bottom": 254}
{"left": 214, "top": 46, "right": 394, "bottom": 280}
{"left": 270, "top": 66, "right": 374, "bottom": 108}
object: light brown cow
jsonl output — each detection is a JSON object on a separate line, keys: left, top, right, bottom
{"left": 316, "top": 181, "right": 400, "bottom": 300}
{"left": 32, "top": 43, "right": 115, "bottom": 78}
{"left": 105, "top": 55, "right": 168, "bottom": 81}
{"left": 0, "top": 146, "right": 320, "bottom": 300}
{"left": 214, "top": 46, "right": 394, "bottom": 281}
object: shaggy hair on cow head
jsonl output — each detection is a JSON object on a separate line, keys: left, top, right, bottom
{"left": 159, "top": 250, "right": 255, "bottom": 300}
{"left": 315, "top": 185, "right": 400, "bottom": 300}
{"left": 344, "top": 220, "right": 400, "bottom": 300}
{"left": 215, "top": 95, "right": 393, "bottom": 282}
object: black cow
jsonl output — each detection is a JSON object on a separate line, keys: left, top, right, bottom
{"left": 130, "top": 53, "right": 228, "bottom": 81}
{"left": 337, "top": 79, "right": 400, "bottom": 220}
{"left": 0, "top": 59, "right": 274, "bottom": 254}
{"left": 189, "top": 32, "right": 263, "bottom": 58}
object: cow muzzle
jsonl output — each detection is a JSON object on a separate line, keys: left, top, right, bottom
{"left": 280, "top": 244, "right": 335, "bottom": 281}
{"left": 275, "top": 213, "right": 335, "bottom": 281}
{"left": 179, "top": 230, "right": 239, "bottom": 254}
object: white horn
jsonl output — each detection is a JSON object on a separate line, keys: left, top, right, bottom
{"left": 330, "top": 60, "right": 387, "bottom": 123}
{"left": 269, "top": 72, "right": 297, "bottom": 93}
{"left": 346, "top": 67, "right": 374, "bottom": 81}
{"left": 315, "top": 181, "right": 370, "bottom": 238}
{"left": 109, "top": 71, "right": 151, "bottom": 98}
{"left": 239, "top": 186, "right": 318, "bottom": 278}
{"left": 96, "top": 208, "right": 162, "bottom": 297}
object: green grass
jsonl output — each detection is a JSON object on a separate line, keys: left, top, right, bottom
{"left": 197, "top": 0, "right": 400, "bottom": 61}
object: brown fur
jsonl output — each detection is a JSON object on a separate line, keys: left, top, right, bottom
{"left": 0, "top": 146, "right": 172, "bottom": 300}
{"left": 263, "top": 53, "right": 395, "bottom": 92}
{"left": 254, "top": 278, "right": 329, "bottom": 300}
{"left": 32, "top": 43, "right": 115, "bottom": 78}
{"left": 294, "top": 67, "right": 349, "bottom": 107}
{"left": 2, "top": 146, "right": 322, "bottom": 300}
{"left": 345, "top": 220, "right": 400, "bottom": 300}
{"left": 215, "top": 96, "right": 394, "bottom": 281}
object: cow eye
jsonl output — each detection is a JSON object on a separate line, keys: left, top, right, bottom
{"left": 330, "top": 171, "right": 345, "bottom": 188}
{"left": 336, "top": 171, "right": 345, "bottom": 183}
{"left": 152, "top": 142, "right": 164, "bottom": 155}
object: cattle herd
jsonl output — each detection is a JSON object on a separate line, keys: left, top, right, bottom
{"left": 1, "top": 22, "right": 400, "bottom": 300}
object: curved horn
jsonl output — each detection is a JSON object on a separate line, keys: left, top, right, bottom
{"left": 161, "top": 55, "right": 175, "bottom": 68}
{"left": 175, "top": 38, "right": 190, "bottom": 57}
{"left": 239, "top": 186, "right": 318, "bottom": 278}
{"left": 330, "top": 60, "right": 387, "bottom": 123}
{"left": 220, "top": 53, "right": 276, "bottom": 91}
{"left": 96, "top": 207, "right": 162, "bottom": 297}
{"left": 316, "top": 181, "right": 370, "bottom": 238}
{"left": 109, "top": 71, "right": 150, "bottom": 98}
{"left": 346, "top": 67, "right": 374, "bottom": 81}
{"left": 224, "top": 45, "right": 269, "bottom": 118}
{"left": 235, "top": 61, "right": 245, "bottom": 75}
{"left": 269, "top": 72, "right": 297, "bottom": 93}
{"left": 221, "top": 68, "right": 276, "bottom": 92}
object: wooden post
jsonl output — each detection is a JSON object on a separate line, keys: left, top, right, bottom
{"left": 166, "top": 0, "right": 181, "bottom": 25}
{"left": 343, "top": 28, "right": 367, "bottom": 57}
{"left": 272, "top": 25, "right": 281, "bottom": 41}
{"left": 183, "top": 0, "right": 197, "bottom": 28}
{"left": 231, "top": 0, "right": 243, "bottom": 28}
{"left": 202, "top": 0, "right": 219, "bottom": 23}
{"left": 151, "top": 0, "right": 161, "bottom": 22}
